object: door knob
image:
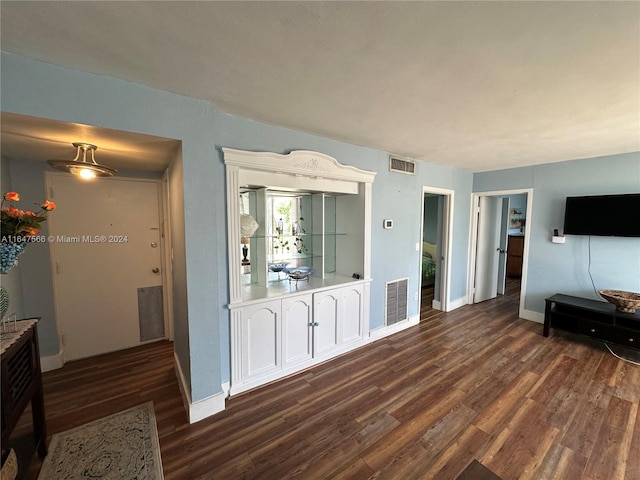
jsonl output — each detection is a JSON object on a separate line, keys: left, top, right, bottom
{"left": 152, "top": 267, "right": 160, "bottom": 274}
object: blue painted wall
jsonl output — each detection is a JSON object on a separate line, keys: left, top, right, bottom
{"left": 423, "top": 195, "right": 440, "bottom": 244}
{"left": 474, "top": 152, "right": 640, "bottom": 314}
{"left": 7, "top": 51, "right": 637, "bottom": 407}
{"left": 0, "top": 51, "right": 470, "bottom": 397}
{"left": 1, "top": 52, "right": 222, "bottom": 402}
{"left": 7, "top": 51, "right": 636, "bottom": 408}
{"left": 215, "top": 111, "right": 473, "bottom": 375}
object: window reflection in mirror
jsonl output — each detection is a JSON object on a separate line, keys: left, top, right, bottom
{"left": 268, "top": 194, "right": 298, "bottom": 261}
{"left": 239, "top": 190, "right": 314, "bottom": 284}
{"left": 267, "top": 192, "right": 311, "bottom": 274}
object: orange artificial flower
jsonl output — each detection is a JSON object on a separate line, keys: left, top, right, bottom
{"left": 3, "top": 207, "right": 23, "bottom": 218}
{"left": 2, "top": 191, "right": 56, "bottom": 241}
{"left": 41, "top": 200, "right": 56, "bottom": 211}
{"left": 4, "top": 191, "right": 19, "bottom": 202}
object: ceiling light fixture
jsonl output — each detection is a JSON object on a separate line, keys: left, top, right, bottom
{"left": 47, "top": 142, "right": 117, "bottom": 179}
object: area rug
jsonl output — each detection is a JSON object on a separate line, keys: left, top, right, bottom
{"left": 38, "top": 402, "right": 163, "bottom": 480}
{"left": 455, "top": 460, "right": 502, "bottom": 480}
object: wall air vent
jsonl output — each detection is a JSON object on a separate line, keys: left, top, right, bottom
{"left": 389, "top": 156, "right": 416, "bottom": 175}
{"left": 385, "top": 278, "right": 409, "bottom": 326}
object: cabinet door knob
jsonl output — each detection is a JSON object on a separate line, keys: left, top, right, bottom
{"left": 590, "top": 328, "right": 596, "bottom": 333}
{"left": 629, "top": 338, "right": 634, "bottom": 342}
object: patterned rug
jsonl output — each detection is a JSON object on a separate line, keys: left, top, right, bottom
{"left": 38, "top": 402, "right": 163, "bottom": 480}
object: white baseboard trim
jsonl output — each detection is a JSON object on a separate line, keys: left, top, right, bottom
{"left": 432, "top": 300, "right": 441, "bottom": 310}
{"left": 174, "top": 352, "right": 192, "bottom": 417}
{"left": 174, "top": 352, "right": 226, "bottom": 424}
{"left": 447, "top": 296, "right": 468, "bottom": 312}
{"left": 521, "top": 309, "right": 544, "bottom": 324}
{"left": 40, "top": 352, "right": 64, "bottom": 372}
{"left": 189, "top": 392, "right": 226, "bottom": 424}
{"left": 221, "top": 381, "right": 231, "bottom": 398}
{"left": 369, "top": 314, "right": 420, "bottom": 341}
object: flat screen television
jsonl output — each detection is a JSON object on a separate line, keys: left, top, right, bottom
{"left": 563, "top": 193, "right": 640, "bottom": 237}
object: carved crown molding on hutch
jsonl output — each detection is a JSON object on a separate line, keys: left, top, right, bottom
{"left": 222, "top": 148, "right": 377, "bottom": 184}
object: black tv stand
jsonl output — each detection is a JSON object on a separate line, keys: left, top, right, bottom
{"left": 544, "top": 294, "right": 640, "bottom": 350}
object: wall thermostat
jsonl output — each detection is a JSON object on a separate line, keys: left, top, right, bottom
{"left": 383, "top": 219, "right": 393, "bottom": 229}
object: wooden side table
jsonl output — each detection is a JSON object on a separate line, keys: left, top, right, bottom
{"left": 1, "top": 319, "right": 48, "bottom": 473}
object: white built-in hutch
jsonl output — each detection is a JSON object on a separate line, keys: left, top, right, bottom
{"left": 224, "top": 148, "right": 376, "bottom": 395}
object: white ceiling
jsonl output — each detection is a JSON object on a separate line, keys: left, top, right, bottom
{"left": 1, "top": 1, "right": 639, "bottom": 172}
{"left": 1, "top": 112, "right": 180, "bottom": 172}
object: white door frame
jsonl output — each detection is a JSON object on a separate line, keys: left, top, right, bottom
{"left": 497, "top": 197, "right": 510, "bottom": 296}
{"left": 45, "top": 171, "right": 170, "bottom": 363}
{"left": 468, "top": 188, "right": 533, "bottom": 319}
{"left": 419, "top": 186, "right": 454, "bottom": 312}
{"left": 161, "top": 170, "right": 174, "bottom": 341}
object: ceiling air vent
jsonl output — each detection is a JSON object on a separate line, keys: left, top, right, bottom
{"left": 389, "top": 156, "right": 416, "bottom": 175}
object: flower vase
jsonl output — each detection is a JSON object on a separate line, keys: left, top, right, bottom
{"left": 0, "top": 242, "right": 28, "bottom": 274}
{"left": 0, "top": 242, "right": 28, "bottom": 322}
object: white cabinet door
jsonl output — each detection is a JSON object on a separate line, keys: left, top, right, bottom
{"left": 231, "top": 283, "right": 369, "bottom": 395}
{"left": 241, "top": 300, "right": 281, "bottom": 381}
{"left": 340, "top": 284, "right": 364, "bottom": 345}
{"left": 313, "top": 290, "right": 340, "bottom": 356}
{"left": 282, "top": 294, "right": 313, "bottom": 368}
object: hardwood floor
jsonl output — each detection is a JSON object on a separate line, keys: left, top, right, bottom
{"left": 420, "top": 285, "right": 437, "bottom": 321}
{"left": 25, "top": 288, "right": 640, "bottom": 480}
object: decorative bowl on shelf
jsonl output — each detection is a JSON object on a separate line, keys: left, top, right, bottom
{"left": 599, "top": 289, "right": 640, "bottom": 314}
{"left": 268, "top": 262, "right": 288, "bottom": 273}
{"left": 283, "top": 266, "right": 316, "bottom": 282}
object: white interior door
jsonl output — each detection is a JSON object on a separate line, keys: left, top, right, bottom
{"left": 497, "top": 197, "right": 510, "bottom": 295}
{"left": 474, "top": 196, "right": 502, "bottom": 303}
{"left": 47, "top": 174, "right": 164, "bottom": 361}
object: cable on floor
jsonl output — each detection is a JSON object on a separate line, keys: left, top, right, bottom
{"left": 604, "top": 342, "right": 640, "bottom": 366}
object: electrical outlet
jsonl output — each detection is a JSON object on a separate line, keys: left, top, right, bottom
{"left": 414, "top": 291, "right": 419, "bottom": 301}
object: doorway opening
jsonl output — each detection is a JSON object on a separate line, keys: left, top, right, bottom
{"left": 419, "top": 187, "right": 454, "bottom": 319}
{"left": 468, "top": 189, "right": 533, "bottom": 318}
